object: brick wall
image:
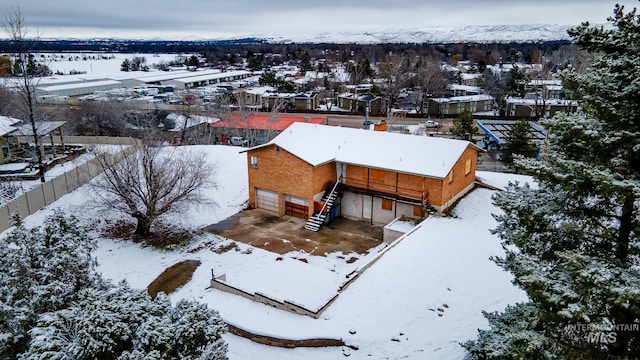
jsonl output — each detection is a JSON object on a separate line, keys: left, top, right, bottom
{"left": 247, "top": 145, "right": 336, "bottom": 216}
{"left": 248, "top": 144, "right": 477, "bottom": 215}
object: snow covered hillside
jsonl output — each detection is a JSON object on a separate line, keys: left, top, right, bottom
{"left": 262, "top": 24, "right": 575, "bottom": 44}
{"left": 14, "top": 145, "right": 533, "bottom": 359}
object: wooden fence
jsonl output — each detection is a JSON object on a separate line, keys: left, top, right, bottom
{"left": 0, "top": 136, "right": 141, "bottom": 233}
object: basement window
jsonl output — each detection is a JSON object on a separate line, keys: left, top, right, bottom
{"left": 381, "top": 199, "right": 393, "bottom": 211}
{"left": 250, "top": 156, "right": 258, "bottom": 168}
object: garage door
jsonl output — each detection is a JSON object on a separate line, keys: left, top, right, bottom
{"left": 255, "top": 189, "right": 278, "bottom": 213}
{"left": 284, "top": 195, "right": 308, "bottom": 219}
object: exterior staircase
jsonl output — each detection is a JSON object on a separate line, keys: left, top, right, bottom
{"left": 304, "top": 182, "right": 341, "bottom": 232}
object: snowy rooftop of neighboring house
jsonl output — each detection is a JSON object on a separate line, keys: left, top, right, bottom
{"left": 12, "top": 121, "right": 67, "bottom": 137}
{"left": 449, "top": 84, "right": 482, "bottom": 92}
{"left": 264, "top": 92, "right": 317, "bottom": 99}
{"left": 528, "top": 79, "right": 562, "bottom": 86}
{"left": 461, "top": 73, "right": 483, "bottom": 80}
{"left": 506, "top": 97, "right": 578, "bottom": 106}
{"left": 252, "top": 123, "right": 478, "bottom": 179}
{"left": 431, "top": 94, "right": 493, "bottom": 103}
{"left": 0, "top": 116, "right": 21, "bottom": 136}
{"left": 244, "top": 86, "right": 275, "bottom": 95}
{"left": 164, "top": 113, "right": 219, "bottom": 132}
{"left": 211, "top": 114, "right": 326, "bottom": 131}
{"left": 545, "top": 85, "right": 564, "bottom": 91}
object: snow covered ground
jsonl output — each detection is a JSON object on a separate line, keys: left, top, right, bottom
{"left": 12, "top": 145, "right": 532, "bottom": 359}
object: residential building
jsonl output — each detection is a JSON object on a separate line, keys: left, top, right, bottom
{"left": 426, "top": 94, "right": 494, "bottom": 116}
{"left": 211, "top": 114, "right": 326, "bottom": 146}
{"left": 505, "top": 97, "right": 579, "bottom": 118}
{"left": 243, "top": 123, "right": 480, "bottom": 227}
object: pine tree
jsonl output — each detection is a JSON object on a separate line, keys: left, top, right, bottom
{"left": 463, "top": 4, "right": 640, "bottom": 359}
{"left": 450, "top": 110, "right": 479, "bottom": 142}
{"left": 500, "top": 119, "right": 537, "bottom": 165}
{"left": 121, "top": 58, "right": 131, "bottom": 72}
{"left": 0, "top": 212, "right": 228, "bottom": 359}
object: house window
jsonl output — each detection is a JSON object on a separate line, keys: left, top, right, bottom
{"left": 448, "top": 171, "right": 454, "bottom": 183}
{"left": 381, "top": 199, "right": 393, "bottom": 211}
{"left": 465, "top": 159, "right": 472, "bottom": 175}
{"left": 250, "top": 156, "right": 258, "bottom": 168}
{"left": 413, "top": 205, "right": 423, "bottom": 217}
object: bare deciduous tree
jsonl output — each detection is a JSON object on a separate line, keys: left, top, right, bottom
{"left": 3, "top": 6, "right": 47, "bottom": 182}
{"left": 90, "top": 141, "right": 216, "bottom": 237}
{"left": 376, "top": 54, "right": 413, "bottom": 116}
{"left": 412, "top": 57, "right": 450, "bottom": 114}
{"left": 68, "top": 100, "right": 127, "bottom": 136}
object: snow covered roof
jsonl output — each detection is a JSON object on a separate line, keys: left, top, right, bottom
{"left": 506, "top": 97, "right": 578, "bottom": 106}
{"left": 37, "top": 79, "right": 122, "bottom": 92}
{"left": 12, "top": 121, "right": 67, "bottom": 136}
{"left": 431, "top": 94, "right": 493, "bottom": 103}
{"left": 164, "top": 113, "right": 219, "bottom": 132}
{"left": 0, "top": 116, "right": 21, "bottom": 136}
{"left": 212, "top": 114, "right": 326, "bottom": 131}
{"left": 251, "top": 123, "right": 478, "bottom": 179}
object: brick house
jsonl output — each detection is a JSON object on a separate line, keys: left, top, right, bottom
{"left": 243, "top": 123, "right": 479, "bottom": 227}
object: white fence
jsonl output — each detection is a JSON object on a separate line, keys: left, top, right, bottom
{"left": 0, "top": 136, "right": 141, "bottom": 233}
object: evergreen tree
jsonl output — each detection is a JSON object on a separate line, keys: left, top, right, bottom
{"left": 500, "top": 119, "right": 537, "bottom": 165}
{"left": 0, "top": 211, "right": 97, "bottom": 358}
{"left": 506, "top": 65, "right": 528, "bottom": 98}
{"left": 463, "top": 4, "right": 640, "bottom": 359}
{"left": 121, "top": 58, "right": 131, "bottom": 72}
{"left": 450, "top": 110, "right": 479, "bottom": 142}
{"left": 0, "top": 212, "right": 228, "bottom": 359}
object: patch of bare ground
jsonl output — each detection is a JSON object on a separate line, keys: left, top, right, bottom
{"left": 102, "top": 219, "right": 197, "bottom": 249}
{"left": 207, "top": 209, "right": 383, "bottom": 256}
{"left": 147, "top": 259, "right": 201, "bottom": 299}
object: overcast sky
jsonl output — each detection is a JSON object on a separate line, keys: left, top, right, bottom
{"left": 4, "top": 0, "right": 638, "bottom": 40}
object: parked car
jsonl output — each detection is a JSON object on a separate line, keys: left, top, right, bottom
{"left": 422, "top": 120, "right": 440, "bottom": 128}
{"left": 230, "top": 136, "right": 249, "bottom": 146}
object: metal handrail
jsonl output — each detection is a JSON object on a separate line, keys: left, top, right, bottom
{"left": 316, "top": 176, "right": 341, "bottom": 216}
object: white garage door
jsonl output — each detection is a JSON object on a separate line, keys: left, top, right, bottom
{"left": 255, "top": 189, "right": 278, "bottom": 213}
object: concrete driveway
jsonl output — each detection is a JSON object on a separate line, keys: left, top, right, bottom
{"left": 204, "top": 209, "right": 383, "bottom": 256}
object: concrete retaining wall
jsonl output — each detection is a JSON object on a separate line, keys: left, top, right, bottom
{"left": 210, "top": 222, "right": 422, "bottom": 319}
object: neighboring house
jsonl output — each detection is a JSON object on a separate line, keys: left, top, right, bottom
{"left": 261, "top": 92, "right": 319, "bottom": 111}
{"left": 0, "top": 116, "right": 20, "bottom": 164}
{"left": 505, "top": 97, "right": 579, "bottom": 118}
{"left": 460, "top": 73, "right": 483, "bottom": 86}
{"left": 243, "top": 123, "right": 480, "bottom": 227}
{"left": 448, "top": 84, "right": 482, "bottom": 97}
{"left": 337, "top": 93, "right": 384, "bottom": 113}
{"left": 161, "top": 113, "right": 219, "bottom": 144}
{"left": 10, "top": 121, "right": 68, "bottom": 162}
{"left": 426, "top": 94, "right": 494, "bottom": 116}
{"left": 211, "top": 113, "right": 327, "bottom": 146}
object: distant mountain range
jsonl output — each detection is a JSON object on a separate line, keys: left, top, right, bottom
{"left": 0, "top": 24, "right": 582, "bottom": 54}
{"left": 258, "top": 24, "right": 577, "bottom": 44}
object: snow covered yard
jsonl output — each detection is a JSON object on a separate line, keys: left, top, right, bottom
{"left": 12, "top": 145, "right": 533, "bottom": 360}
